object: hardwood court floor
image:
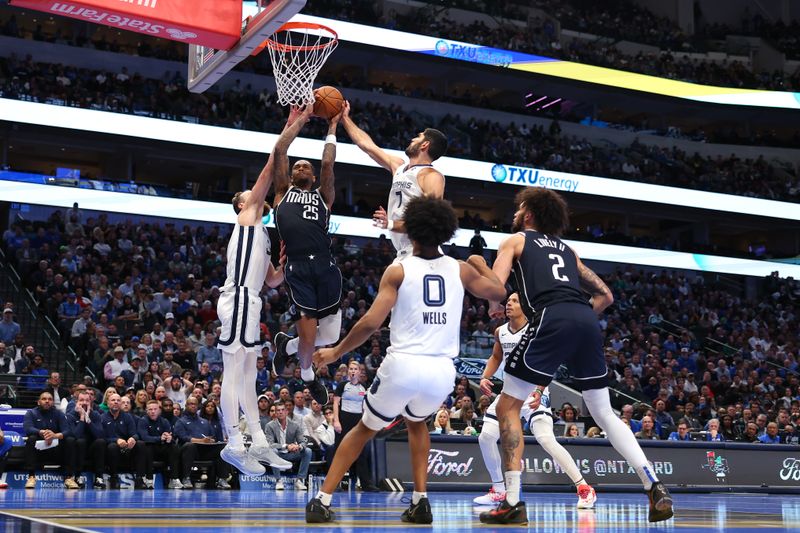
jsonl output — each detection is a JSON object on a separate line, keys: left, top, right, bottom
{"left": 0, "top": 488, "right": 798, "bottom": 532}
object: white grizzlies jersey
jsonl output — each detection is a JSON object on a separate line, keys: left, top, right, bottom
{"left": 387, "top": 164, "right": 430, "bottom": 254}
{"left": 387, "top": 255, "right": 463, "bottom": 358}
{"left": 221, "top": 221, "right": 271, "bottom": 294}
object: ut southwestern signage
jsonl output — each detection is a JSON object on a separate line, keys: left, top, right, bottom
{"left": 491, "top": 164, "right": 580, "bottom": 193}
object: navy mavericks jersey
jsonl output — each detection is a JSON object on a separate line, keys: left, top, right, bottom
{"left": 512, "top": 230, "right": 588, "bottom": 318}
{"left": 275, "top": 186, "right": 331, "bottom": 260}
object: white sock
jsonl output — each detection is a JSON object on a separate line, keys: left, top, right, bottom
{"left": 250, "top": 428, "right": 268, "bottom": 446}
{"left": 238, "top": 350, "right": 267, "bottom": 445}
{"left": 412, "top": 491, "right": 427, "bottom": 505}
{"left": 317, "top": 491, "right": 332, "bottom": 506}
{"left": 301, "top": 365, "right": 315, "bottom": 382}
{"left": 227, "top": 432, "right": 244, "bottom": 450}
{"left": 478, "top": 422, "right": 504, "bottom": 486}
{"left": 532, "top": 416, "right": 585, "bottom": 486}
{"left": 583, "top": 388, "right": 659, "bottom": 490}
{"left": 504, "top": 471, "right": 522, "bottom": 506}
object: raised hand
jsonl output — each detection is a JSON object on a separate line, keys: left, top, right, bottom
{"left": 372, "top": 206, "right": 389, "bottom": 229}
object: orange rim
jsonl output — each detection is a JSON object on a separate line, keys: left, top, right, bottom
{"left": 266, "top": 22, "right": 338, "bottom": 52}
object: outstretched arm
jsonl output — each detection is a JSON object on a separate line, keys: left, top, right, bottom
{"left": 574, "top": 251, "right": 613, "bottom": 313}
{"left": 341, "top": 101, "right": 405, "bottom": 172}
{"left": 319, "top": 111, "right": 342, "bottom": 209}
{"left": 273, "top": 105, "right": 314, "bottom": 203}
{"left": 314, "top": 264, "right": 403, "bottom": 365}
{"left": 461, "top": 255, "right": 507, "bottom": 301}
{"left": 488, "top": 233, "right": 524, "bottom": 318}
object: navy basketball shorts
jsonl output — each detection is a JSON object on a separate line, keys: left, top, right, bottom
{"left": 285, "top": 257, "right": 342, "bottom": 320}
{"left": 503, "top": 302, "right": 607, "bottom": 399}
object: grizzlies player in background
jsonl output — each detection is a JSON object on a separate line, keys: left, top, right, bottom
{"left": 474, "top": 293, "right": 596, "bottom": 509}
{"left": 480, "top": 188, "right": 673, "bottom": 525}
{"left": 340, "top": 101, "right": 448, "bottom": 259}
{"left": 216, "top": 107, "right": 314, "bottom": 475}
{"left": 305, "top": 196, "right": 506, "bottom": 524}
{"left": 271, "top": 106, "right": 343, "bottom": 405}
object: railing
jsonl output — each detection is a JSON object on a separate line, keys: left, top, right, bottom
{"left": 0, "top": 247, "right": 80, "bottom": 380}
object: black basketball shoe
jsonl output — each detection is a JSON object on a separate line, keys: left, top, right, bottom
{"left": 479, "top": 500, "right": 528, "bottom": 525}
{"left": 401, "top": 497, "right": 433, "bottom": 524}
{"left": 305, "top": 377, "right": 329, "bottom": 405}
{"left": 648, "top": 482, "right": 674, "bottom": 522}
{"left": 306, "top": 497, "right": 335, "bottom": 523}
{"left": 271, "top": 332, "right": 292, "bottom": 376}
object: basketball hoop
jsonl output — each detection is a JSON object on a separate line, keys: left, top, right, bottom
{"left": 263, "top": 22, "right": 338, "bottom": 106}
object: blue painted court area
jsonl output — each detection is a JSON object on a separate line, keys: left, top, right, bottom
{"left": 0, "top": 489, "right": 798, "bottom": 532}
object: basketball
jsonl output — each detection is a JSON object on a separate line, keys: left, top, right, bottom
{"left": 313, "top": 86, "right": 344, "bottom": 119}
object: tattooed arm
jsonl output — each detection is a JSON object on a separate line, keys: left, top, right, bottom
{"left": 574, "top": 252, "right": 613, "bottom": 313}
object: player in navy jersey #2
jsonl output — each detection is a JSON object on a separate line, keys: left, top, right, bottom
{"left": 271, "top": 105, "right": 344, "bottom": 406}
{"left": 480, "top": 188, "right": 673, "bottom": 525}
{"left": 340, "top": 101, "right": 448, "bottom": 260}
{"left": 474, "top": 293, "right": 596, "bottom": 509}
{"left": 305, "top": 196, "right": 507, "bottom": 524}
{"left": 215, "top": 107, "right": 317, "bottom": 476}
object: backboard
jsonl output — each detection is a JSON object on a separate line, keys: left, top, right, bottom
{"left": 188, "top": 0, "right": 306, "bottom": 93}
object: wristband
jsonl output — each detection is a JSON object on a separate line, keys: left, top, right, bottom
{"left": 325, "top": 134, "right": 337, "bottom": 145}
{"left": 386, "top": 220, "right": 394, "bottom": 231}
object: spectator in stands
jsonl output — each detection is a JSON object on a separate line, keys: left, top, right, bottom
{"left": 293, "top": 391, "right": 311, "bottom": 420}
{"left": 196, "top": 333, "right": 222, "bottom": 375}
{"left": 431, "top": 408, "right": 455, "bottom": 434}
{"left": 304, "top": 399, "right": 335, "bottom": 449}
{"left": 100, "top": 392, "right": 146, "bottom": 488}
{"left": 704, "top": 418, "right": 724, "bottom": 442}
{"left": 138, "top": 399, "right": 180, "bottom": 489}
{"left": 620, "top": 404, "right": 642, "bottom": 433}
{"left": 166, "top": 375, "right": 193, "bottom": 408}
{"left": 68, "top": 389, "right": 107, "bottom": 488}
{"left": 668, "top": 421, "right": 691, "bottom": 441}
{"left": 0, "top": 307, "right": 20, "bottom": 344}
{"left": 23, "top": 391, "right": 79, "bottom": 489}
{"left": 758, "top": 422, "right": 781, "bottom": 444}
{"left": 738, "top": 422, "right": 760, "bottom": 443}
{"left": 21, "top": 353, "right": 48, "bottom": 391}
{"left": 159, "top": 350, "right": 182, "bottom": 376}
{"left": 564, "top": 424, "right": 580, "bottom": 437}
{"left": 255, "top": 356, "right": 270, "bottom": 394}
{"left": 634, "top": 415, "right": 659, "bottom": 440}
{"left": 43, "top": 371, "right": 71, "bottom": 410}
{"left": 0, "top": 341, "right": 16, "bottom": 373}
{"left": 682, "top": 402, "right": 702, "bottom": 429}
{"left": 173, "top": 396, "right": 230, "bottom": 490}
{"left": 265, "top": 403, "right": 311, "bottom": 491}
{"left": 653, "top": 399, "right": 675, "bottom": 430}
{"left": 104, "top": 346, "right": 131, "bottom": 384}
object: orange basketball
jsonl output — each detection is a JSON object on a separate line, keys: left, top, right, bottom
{"left": 313, "top": 86, "right": 344, "bottom": 119}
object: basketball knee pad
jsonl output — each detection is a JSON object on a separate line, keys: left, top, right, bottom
{"left": 316, "top": 310, "right": 342, "bottom": 346}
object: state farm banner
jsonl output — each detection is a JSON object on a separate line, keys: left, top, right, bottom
{"left": 382, "top": 436, "right": 800, "bottom": 490}
{"left": 9, "top": 0, "right": 243, "bottom": 49}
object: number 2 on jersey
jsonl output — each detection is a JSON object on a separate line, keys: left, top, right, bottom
{"left": 548, "top": 254, "right": 570, "bottom": 282}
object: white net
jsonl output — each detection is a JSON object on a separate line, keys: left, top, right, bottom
{"left": 265, "top": 23, "right": 338, "bottom": 106}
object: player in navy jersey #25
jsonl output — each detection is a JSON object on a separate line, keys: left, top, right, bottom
{"left": 480, "top": 188, "right": 673, "bottom": 525}
{"left": 305, "top": 196, "right": 506, "bottom": 524}
{"left": 272, "top": 105, "right": 344, "bottom": 406}
{"left": 340, "top": 101, "right": 448, "bottom": 260}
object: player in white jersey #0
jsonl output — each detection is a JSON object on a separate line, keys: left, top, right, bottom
{"left": 306, "top": 196, "right": 507, "bottom": 524}
{"left": 215, "top": 107, "right": 316, "bottom": 476}
{"left": 340, "top": 101, "right": 448, "bottom": 259}
{"left": 474, "top": 293, "right": 596, "bottom": 509}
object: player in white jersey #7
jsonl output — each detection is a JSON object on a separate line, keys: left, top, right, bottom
{"left": 306, "top": 196, "right": 507, "bottom": 525}
{"left": 474, "top": 293, "right": 596, "bottom": 509}
{"left": 340, "top": 101, "right": 449, "bottom": 259}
